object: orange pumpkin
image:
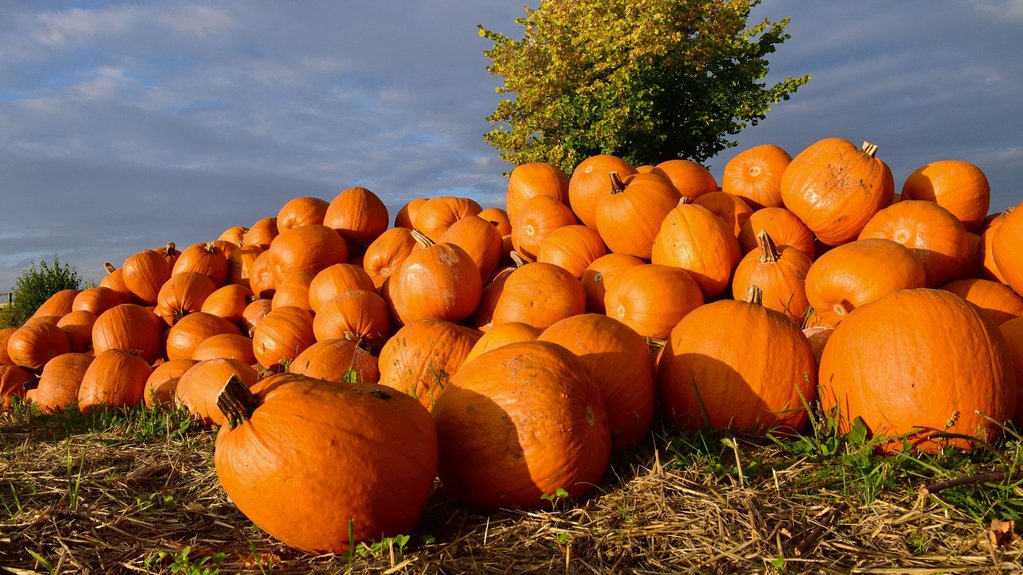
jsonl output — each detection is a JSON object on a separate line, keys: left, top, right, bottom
{"left": 436, "top": 215, "right": 504, "bottom": 284}
{"left": 78, "top": 349, "right": 152, "bottom": 413}
{"left": 738, "top": 207, "right": 816, "bottom": 259}
{"left": 580, "top": 253, "right": 645, "bottom": 314}
{"left": 289, "top": 338, "right": 380, "bottom": 384}
{"left": 377, "top": 318, "right": 480, "bottom": 410}
{"left": 460, "top": 322, "right": 542, "bottom": 367}
{"left": 941, "top": 278, "right": 1023, "bottom": 326}
{"left": 0, "top": 328, "right": 16, "bottom": 366}
{"left": 214, "top": 373, "right": 438, "bottom": 555}
{"left": 594, "top": 171, "right": 681, "bottom": 259}
{"left": 490, "top": 262, "right": 586, "bottom": 329}
{"left": 200, "top": 284, "right": 254, "bottom": 328}
{"left": 992, "top": 204, "right": 1023, "bottom": 298}
{"left": 388, "top": 233, "right": 482, "bottom": 325}
{"left": 819, "top": 288, "right": 1015, "bottom": 453}
{"left": 901, "top": 160, "right": 990, "bottom": 232}
{"left": 155, "top": 271, "right": 219, "bottom": 326}
{"left": 242, "top": 216, "right": 279, "bottom": 249}
{"left": 781, "top": 138, "right": 894, "bottom": 246}
{"left": 121, "top": 247, "right": 173, "bottom": 305}
{"left": 323, "top": 187, "right": 389, "bottom": 248}
{"left": 731, "top": 231, "right": 812, "bottom": 325}
{"left": 394, "top": 197, "right": 427, "bottom": 229}
{"left": 569, "top": 154, "right": 636, "bottom": 228}
{"left": 980, "top": 210, "right": 1010, "bottom": 283}
{"left": 172, "top": 242, "right": 229, "bottom": 286}
{"left": 0, "top": 365, "right": 35, "bottom": 410}
{"left": 270, "top": 269, "right": 316, "bottom": 312}
{"left": 507, "top": 162, "right": 570, "bottom": 226}
{"left": 604, "top": 263, "right": 704, "bottom": 340}
{"left": 536, "top": 224, "right": 608, "bottom": 279}
{"left": 307, "top": 263, "right": 376, "bottom": 312}
{"left": 267, "top": 224, "right": 349, "bottom": 286}
{"left": 32, "top": 289, "right": 80, "bottom": 319}
{"left": 721, "top": 144, "right": 791, "bottom": 209}
{"left": 56, "top": 310, "right": 97, "bottom": 353}
{"left": 413, "top": 196, "right": 482, "bottom": 242}
{"left": 511, "top": 194, "right": 579, "bottom": 260}
{"left": 191, "top": 333, "right": 257, "bottom": 364}
{"left": 432, "top": 341, "right": 610, "bottom": 510}
{"left": 651, "top": 159, "right": 717, "bottom": 201}
{"left": 361, "top": 228, "right": 418, "bottom": 290}
{"left": 175, "top": 358, "right": 258, "bottom": 425}
{"left": 693, "top": 191, "right": 753, "bottom": 239}
{"left": 251, "top": 306, "right": 315, "bottom": 370}
{"left": 31, "top": 353, "right": 93, "bottom": 413}
{"left": 92, "top": 303, "right": 164, "bottom": 364}
{"left": 144, "top": 358, "right": 198, "bottom": 407}
{"left": 72, "top": 286, "right": 124, "bottom": 316}
{"left": 312, "top": 289, "right": 391, "bottom": 351}
{"left": 277, "top": 196, "right": 329, "bottom": 230}
{"left": 650, "top": 201, "right": 741, "bottom": 298}
{"left": 6, "top": 321, "right": 71, "bottom": 372}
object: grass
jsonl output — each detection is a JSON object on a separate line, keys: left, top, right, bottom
{"left": 2, "top": 399, "right": 1022, "bottom": 574}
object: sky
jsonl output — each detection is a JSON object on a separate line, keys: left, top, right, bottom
{"left": 1, "top": 1, "right": 1021, "bottom": 290}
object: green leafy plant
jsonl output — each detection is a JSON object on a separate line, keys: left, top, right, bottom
{"left": 0, "top": 254, "right": 83, "bottom": 328}
{"left": 479, "top": 0, "right": 810, "bottom": 173}
{"left": 143, "top": 546, "right": 225, "bottom": 575}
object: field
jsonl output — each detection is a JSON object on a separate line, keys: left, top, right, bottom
{"left": 3, "top": 401, "right": 1022, "bottom": 574}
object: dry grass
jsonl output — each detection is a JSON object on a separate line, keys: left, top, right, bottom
{"left": 2, "top": 405, "right": 1023, "bottom": 575}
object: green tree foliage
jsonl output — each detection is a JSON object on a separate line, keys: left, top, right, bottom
{"left": 479, "top": 0, "right": 810, "bottom": 173}
{"left": 0, "top": 255, "right": 83, "bottom": 328}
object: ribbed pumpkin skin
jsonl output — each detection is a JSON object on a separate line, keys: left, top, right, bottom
{"left": 650, "top": 203, "right": 741, "bottom": 298}
{"left": 858, "top": 200, "right": 971, "bottom": 287}
{"left": 781, "top": 138, "right": 894, "bottom": 246}
{"left": 172, "top": 242, "right": 229, "bottom": 286}
{"left": 389, "top": 241, "right": 482, "bottom": 325}
{"left": 251, "top": 306, "right": 315, "bottom": 370}
{"left": 33, "top": 289, "right": 80, "bottom": 319}
{"left": 322, "top": 187, "right": 389, "bottom": 248}
{"left": 731, "top": 232, "right": 812, "bottom": 325}
{"left": 595, "top": 173, "right": 681, "bottom": 259}
{"left": 804, "top": 238, "right": 926, "bottom": 327}
{"left": 91, "top": 303, "right": 164, "bottom": 364}
{"left": 290, "top": 339, "right": 381, "bottom": 384}
{"left": 506, "top": 162, "right": 570, "bottom": 227}
{"left": 738, "top": 207, "right": 817, "bottom": 259}
{"left": 901, "top": 160, "right": 990, "bottom": 232}
{"left": 165, "top": 312, "right": 242, "bottom": 361}
{"left": 819, "top": 289, "right": 1015, "bottom": 453}
{"left": 176, "top": 358, "right": 258, "bottom": 425}
{"left": 144, "top": 359, "right": 197, "bottom": 407}
{"left": 243, "top": 217, "right": 279, "bottom": 248}
{"left": 215, "top": 376, "right": 438, "bottom": 555}
{"left": 693, "top": 192, "right": 754, "bottom": 239}
{"left": 155, "top": 272, "right": 219, "bottom": 326}
{"left": 491, "top": 262, "right": 586, "bottom": 329}
{"left": 651, "top": 159, "right": 717, "bottom": 201}
{"left": 394, "top": 198, "right": 427, "bottom": 229}
{"left": 413, "top": 196, "right": 483, "bottom": 242}
{"left": 201, "top": 284, "right": 253, "bottom": 328}
{"left": 569, "top": 154, "right": 636, "bottom": 228}
{"left": 604, "top": 264, "right": 704, "bottom": 340}
{"left": 536, "top": 224, "right": 608, "bottom": 279}
{"left": 433, "top": 341, "right": 611, "bottom": 511}
{"left": 377, "top": 318, "right": 481, "bottom": 410}
{"left": 191, "top": 333, "right": 257, "bottom": 364}
{"left": 122, "top": 248, "right": 173, "bottom": 305}
{"left": 997, "top": 317, "right": 1023, "bottom": 423}
{"left": 437, "top": 215, "right": 504, "bottom": 284}
{"left": 57, "top": 310, "right": 96, "bottom": 353}
{"left": 580, "top": 253, "right": 645, "bottom": 314}
{"left": 993, "top": 205, "right": 1023, "bottom": 298}
{"left": 277, "top": 196, "right": 329, "bottom": 231}
{"left": 362, "top": 228, "right": 417, "bottom": 290}
{"left": 312, "top": 289, "right": 391, "bottom": 351}
{"left": 72, "top": 286, "right": 124, "bottom": 316}
{"left": 0, "top": 365, "right": 35, "bottom": 410}
{"left": 539, "top": 315, "right": 656, "bottom": 451}
{"left": 0, "top": 328, "right": 17, "bottom": 366}
{"left": 941, "top": 278, "right": 1023, "bottom": 326}
{"left": 721, "top": 143, "right": 792, "bottom": 209}
{"left": 512, "top": 194, "right": 579, "bottom": 260}
{"left": 7, "top": 321, "right": 71, "bottom": 372}
{"left": 461, "top": 322, "right": 542, "bottom": 367}
{"left": 658, "top": 298, "right": 817, "bottom": 435}
{"left": 78, "top": 349, "right": 153, "bottom": 413}
{"left": 268, "top": 224, "right": 349, "bottom": 286}
{"left": 979, "top": 211, "right": 1009, "bottom": 283}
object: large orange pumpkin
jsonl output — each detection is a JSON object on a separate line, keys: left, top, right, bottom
{"left": 214, "top": 374, "right": 438, "bottom": 554}
{"left": 289, "top": 338, "right": 380, "bottom": 384}
{"left": 511, "top": 194, "right": 579, "bottom": 260}
{"left": 413, "top": 196, "right": 483, "bottom": 242}
{"left": 580, "top": 253, "right": 645, "bottom": 314}
{"left": 377, "top": 318, "right": 481, "bottom": 409}
{"left": 433, "top": 341, "right": 610, "bottom": 510}
{"left": 595, "top": 172, "right": 681, "bottom": 259}
{"left": 603, "top": 263, "right": 704, "bottom": 340}
{"left": 277, "top": 196, "right": 329, "bottom": 230}
{"left": 78, "top": 349, "right": 152, "bottom": 413}
{"left": 650, "top": 201, "right": 741, "bottom": 298}
{"left": 941, "top": 278, "right": 1023, "bottom": 326}
{"left": 536, "top": 224, "right": 608, "bottom": 279}
{"left": 361, "top": 227, "right": 418, "bottom": 290}
{"left": 267, "top": 224, "right": 349, "bottom": 286}
{"left": 490, "top": 262, "right": 586, "bottom": 329}
{"left": 322, "top": 186, "right": 389, "bottom": 248}
{"left": 819, "top": 289, "right": 1015, "bottom": 453}
{"left": 781, "top": 138, "right": 894, "bottom": 246}
{"left": 7, "top": 320, "right": 71, "bottom": 372}
{"left": 251, "top": 306, "right": 315, "bottom": 370}
{"left": 901, "top": 160, "right": 990, "bottom": 232}
{"left": 506, "top": 162, "right": 570, "bottom": 227}
{"left": 569, "top": 154, "right": 636, "bottom": 228}
{"left": 387, "top": 234, "right": 482, "bottom": 325}
{"left": 172, "top": 242, "right": 229, "bottom": 286}
{"left": 175, "top": 358, "right": 258, "bottom": 426}
{"left": 651, "top": 159, "right": 717, "bottom": 201}
{"left": 92, "top": 303, "right": 164, "bottom": 364}
{"left": 992, "top": 204, "right": 1023, "bottom": 298}
{"left": 731, "top": 231, "right": 812, "bottom": 325}
{"left": 721, "top": 144, "right": 791, "bottom": 209}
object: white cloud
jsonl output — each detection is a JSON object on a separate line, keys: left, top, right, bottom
{"left": 969, "top": 0, "right": 1023, "bottom": 22}
{"left": 31, "top": 5, "right": 143, "bottom": 47}
{"left": 158, "top": 4, "right": 236, "bottom": 36}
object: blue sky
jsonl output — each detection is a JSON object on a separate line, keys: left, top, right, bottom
{"left": 1, "top": 1, "right": 1021, "bottom": 290}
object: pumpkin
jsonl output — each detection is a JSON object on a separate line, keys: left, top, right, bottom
{"left": 191, "top": 333, "right": 257, "bottom": 364}
{"left": 651, "top": 159, "right": 717, "bottom": 201}
{"left": 818, "top": 288, "right": 1015, "bottom": 453}
{"left": 155, "top": 271, "right": 219, "bottom": 326}
{"left": 568, "top": 154, "right": 636, "bottom": 228}
{"left": 941, "top": 278, "right": 1023, "bottom": 326}
{"left": 56, "top": 310, "right": 97, "bottom": 353}
{"left": 901, "top": 160, "right": 990, "bottom": 232}
{"left": 277, "top": 196, "right": 329, "bottom": 230}
{"left": 214, "top": 373, "right": 438, "bottom": 555}
{"left": 0, "top": 365, "right": 35, "bottom": 410}
{"left": 32, "top": 289, "right": 80, "bottom": 319}
{"left": 394, "top": 198, "right": 427, "bottom": 229}
{"left": 200, "top": 284, "right": 254, "bottom": 328}
{"left": 387, "top": 233, "right": 482, "bottom": 325}
{"left": 176, "top": 358, "right": 258, "bottom": 425}
{"left": 226, "top": 245, "right": 263, "bottom": 288}
{"left": 461, "top": 321, "right": 542, "bottom": 367}
{"left": 992, "top": 204, "right": 1023, "bottom": 298}
{"left": 172, "top": 242, "right": 229, "bottom": 285}
{"left": 78, "top": 349, "right": 152, "bottom": 413}
{"left": 248, "top": 250, "right": 275, "bottom": 298}
{"left": 121, "top": 246, "right": 174, "bottom": 305}
{"left": 32, "top": 353, "right": 94, "bottom": 413}
{"left": 539, "top": 315, "right": 656, "bottom": 451}
{"left": 659, "top": 286, "right": 817, "bottom": 435}
{"left": 536, "top": 224, "right": 608, "bottom": 279}
{"left": 604, "top": 263, "right": 704, "bottom": 340}
{"left": 413, "top": 196, "right": 483, "bottom": 242}
{"left": 218, "top": 225, "right": 248, "bottom": 246}
{"left": 251, "top": 306, "right": 315, "bottom": 370}
{"left": 979, "top": 210, "right": 1010, "bottom": 283}
{"left": 857, "top": 199, "right": 971, "bottom": 287}
{"left": 144, "top": 358, "right": 197, "bottom": 407}
{"left": 0, "top": 328, "right": 16, "bottom": 366}
{"left": 242, "top": 216, "right": 278, "bottom": 248}
{"left": 731, "top": 231, "right": 812, "bottom": 325}
{"left": 92, "top": 303, "right": 164, "bottom": 364}
{"left": 803, "top": 325, "right": 834, "bottom": 367}
{"left": 595, "top": 172, "right": 681, "bottom": 259}
{"left": 361, "top": 228, "right": 418, "bottom": 290}
{"left": 312, "top": 289, "right": 391, "bottom": 351}
{"left": 511, "top": 194, "right": 579, "bottom": 260}
{"left": 721, "top": 144, "right": 791, "bottom": 209}
{"left": 72, "top": 286, "right": 124, "bottom": 316}
{"left": 165, "top": 311, "right": 242, "bottom": 361}
{"left": 997, "top": 317, "right": 1023, "bottom": 423}
{"left": 436, "top": 214, "right": 504, "bottom": 284}
{"left": 433, "top": 341, "right": 611, "bottom": 510}
{"left": 241, "top": 298, "right": 273, "bottom": 335}
{"left": 377, "top": 318, "right": 480, "bottom": 410}
{"left": 98, "top": 262, "right": 135, "bottom": 303}
{"left": 270, "top": 269, "right": 316, "bottom": 312}
{"left": 308, "top": 263, "right": 376, "bottom": 312}
{"left": 580, "top": 253, "right": 645, "bottom": 314}
{"left": 289, "top": 338, "right": 381, "bottom": 384}
{"left": 478, "top": 207, "right": 513, "bottom": 236}
{"left": 804, "top": 238, "right": 926, "bottom": 327}
{"left": 267, "top": 224, "right": 349, "bottom": 286}
{"left": 490, "top": 262, "right": 586, "bottom": 329}
{"left": 650, "top": 201, "right": 741, "bottom": 298}
{"left": 692, "top": 191, "right": 754, "bottom": 239}
{"left": 507, "top": 162, "right": 570, "bottom": 226}
{"left": 738, "top": 207, "right": 816, "bottom": 259}
{"left": 6, "top": 321, "right": 70, "bottom": 372}
{"left": 323, "top": 186, "right": 389, "bottom": 248}
{"left": 781, "top": 138, "right": 894, "bottom": 246}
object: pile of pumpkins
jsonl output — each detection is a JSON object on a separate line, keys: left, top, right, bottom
{"left": 2, "top": 135, "right": 1023, "bottom": 555}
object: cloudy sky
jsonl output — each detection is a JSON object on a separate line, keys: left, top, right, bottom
{"left": 1, "top": 1, "right": 1021, "bottom": 290}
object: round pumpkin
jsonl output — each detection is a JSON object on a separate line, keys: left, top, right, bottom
{"left": 413, "top": 196, "right": 483, "bottom": 242}
{"left": 536, "top": 224, "right": 608, "bottom": 279}
{"left": 818, "top": 288, "right": 1015, "bottom": 453}
{"left": 277, "top": 196, "right": 329, "bottom": 230}
{"left": 215, "top": 373, "right": 438, "bottom": 554}
{"left": 32, "top": 289, "right": 80, "bottom": 319}
{"left": 251, "top": 306, "right": 315, "bottom": 370}
{"left": 6, "top": 321, "right": 70, "bottom": 372}
{"left": 312, "top": 289, "right": 391, "bottom": 351}
{"left": 651, "top": 159, "right": 716, "bottom": 201}
{"left": 721, "top": 144, "right": 791, "bottom": 209}
{"left": 176, "top": 358, "right": 259, "bottom": 425}
{"left": 92, "top": 303, "right": 164, "bottom": 364}
{"left": 78, "top": 349, "right": 152, "bottom": 413}
{"left": 901, "top": 160, "right": 990, "bottom": 232}
{"left": 323, "top": 186, "right": 389, "bottom": 248}
{"left": 32, "top": 353, "right": 94, "bottom": 413}
{"left": 191, "top": 333, "right": 257, "bottom": 364}
{"left": 738, "top": 206, "right": 816, "bottom": 259}
{"left": 144, "top": 358, "right": 197, "bottom": 407}
{"left": 580, "top": 253, "right": 645, "bottom": 314}
{"left": 242, "top": 217, "right": 279, "bottom": 249}
{"left": 731, "top": 231, "right": 812, "bottom": 325}
{"left": 172, "top": 242, "right": 229, "bottom": 286}
{"left": 512, "top": 194, "right": 579, "bottom": 261}
{"left": 507, "top": 162, "right": 570, "bottom": 226}
{"left": 650, "top": 201, "right": 741, "bottom": 298}
{"left": 992, "top": 204, "right": 1023, "bottom": 298}
{"left": 267, "top": 224, "right": 349, "bottom": 286}
{"left": 289, "top": 338, "right": 380, "bottom": 384}
{"left": 568, "top": 154, "right": 636, "bottom": 228}
{"left": 595, "top": 171, "right": 681, "bottom": 259}
{"left": 432, "top": 341, "right": 611, "bottom": 510}
{"left": 72, "top": 286, "right": 124, "bottom": 316}
{"left": 361, "top": 228, "right": 418, "bottom": 290}
{"left": 165, "top": 311, "right": 242, "bottom": 361}
{"left": 460, "top": 322, "right": 542, "bottom": 367}
{"left": 941, "top": 278, "right": 1023, "bottom": 326}
{"left": 604, "top": 263, "right": 704, "bottom": 340}
{"left": 0, "top": 365, "right": 35, "bottom": 410}
{"left": 490, "top": 262, "right": 586, "bottom": 329}
{"left": 377, "top": 318, "right": 481, "bottom": 410}
{"left": 388, "top": 234, "right": 482, "bottom": 325}
{"left": 155, "top": 271, "right": 219, "bottom": 326}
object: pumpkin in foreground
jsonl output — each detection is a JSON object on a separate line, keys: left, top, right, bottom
{"left": 818, "top": 288, "right": 1016, "bottom": 453}
{"left": 433, "top": 340, "right": 611, "bottom": 511}
{"left": 214, "top": 373, "right": 438, "bottom": 555}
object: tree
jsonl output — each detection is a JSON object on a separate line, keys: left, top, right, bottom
{"left": 0, "top": 255, "right": 83, "bottom": 328}
{"left": 479, "top": 0, "right": 810, "bottom": 174}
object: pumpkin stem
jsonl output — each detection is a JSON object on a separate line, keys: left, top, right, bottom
{"left": 609, "top": 172, "right": 626, "bottom": 195}
{"left": 202, "top": 241, "right": 218, "bottom": 253}
{"left": 509, "top": 251, "right": 529, "bottom": 267}
{"left": 103, "top": 262, "right": 117, "bottom": 273}
{"left": 745, "top": 285, "right": 764, "bottom": 306}
{"left": 861, "top": 141, "right": 879, "bottom": 157}
{"left": 644, "top": 336, "right": 667, "bottom": 357}
{"left": 756, "top": 230, "right": 781, "bottom": 264}
{"left": 677, "top": 196, "right": 692, "bottom": 206}
{"left": 410, "top": 229, "right": 436, "bottom": 248}
{"left": 217, "top": 374, "right": 261, "bottom": 430}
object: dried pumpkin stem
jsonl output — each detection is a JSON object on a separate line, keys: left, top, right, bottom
{"left": 745, "top": 285, "right": 764, "bottom": 306}
{"left": 103, "top": 262, "right": 117, "bottom": 273}
{"left": 860, "top": 141, "right": 879, "bottom": 157}
{"left": 609, "top": 171, "right": 626, "bottom": 195}
{"left": 756, "top": 230, "right": 781, "bottom": 264}
{"left": 410, "top": 229, "right": 436, "bottom": 248}
{"left": 217, "top": 374, "right": 262, "bottom": 429}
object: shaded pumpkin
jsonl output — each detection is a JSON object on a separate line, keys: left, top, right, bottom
{"left": 979, "top": 210, "right": 1010, "bottom": 283}
{"left": 214, "top": 373, "right": 438, "bottom": 554}
{"left": 144, "top": 358, "right": 197, "bottom": 407}
{"left": 32, "top": 289, "right": 80, "bottom": 319}
{"left": 56, "top": 310, "right": 97, "bottom": 353}
{"left": 78, "top": 349, "right": 152, "bottom": 413}
{"left": 191, "top": 333, "right": 257, "bottom": 364}
{"left": 992, "top": 204, "right": 1023, "bottom": 298}
{"left": 226, "top": 245, "right": 263, "bottom": 288}
{"left": 460, "top": 321, "right": 542, "bottom": 367}
{"left": 997, "top": 317, "right": 1023, "bottom": 424}
{"left": 289, "top": 338, "right": 380, "bottom": 384}
{"left": 436, "top": 215, "right": 504, "bottom": 284}
{"left": 941, "top": 278, "right": 1023, "bottom": 326}
{"left": 650, "top": 201, "right": 741, "bottom": 298}
{"left": 0, "top": 328, "right": 16, "bottom": 366}
{"left": 580, "top": 253, "right": 645, "bottom": 314}
{"left": 568, "top": 154, "right": 636, "bottom": 228}
{"left": 693, "top": 191, "right": 753, "bottom": 239}
{"left": 361, "top": 228, "right": 418, "bottom": 290}
{"left": 92, "top": 303, "right": 164, "bottom": 364}
{"left": 323, "top": 186, "right": 389, "bottom": 248}
{"left": 251, "top": 306, "right": 315, "bottom": 370}
{"left": 155, "top": 271, "right": 219, "bottom": 326}
{"left": 32, "top": 353, "right": 94, "bottom": 413}
{"left": 165, "top": 311, "right": 242, "bottom": 361}
{"left": 276, "top": 196, "right": 329, "bottom": 230}
{"left": 200, "top": 284, "right": 254, "bottom": 328}
{"left": 175, "top": 358, "right": 258, "bottom": 425}
{"left": 0, "top": 365, "right": 35, "bottom": 410}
